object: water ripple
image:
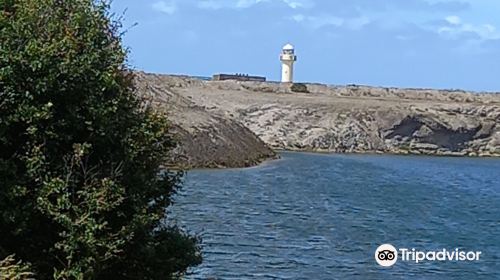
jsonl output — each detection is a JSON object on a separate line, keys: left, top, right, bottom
{"left": 172, "top": 152, "right": 500, "bottom": 279}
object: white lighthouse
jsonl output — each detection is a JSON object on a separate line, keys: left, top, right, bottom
{"left": 280, "top": 43, "right": 297, "bottom": 83}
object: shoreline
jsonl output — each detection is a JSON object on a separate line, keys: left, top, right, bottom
{"left": 274, "top": 147, "right": 500, "bottom": 158}
{"left": 186, "top": 148, "right": 500, "bottom": 171}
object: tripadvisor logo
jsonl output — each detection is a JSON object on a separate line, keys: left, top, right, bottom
{"left": 375, "top": 244, "right": 398, "bottom": 267}
{"left": 375, "top": 244, "right": 482, "bottom": 267}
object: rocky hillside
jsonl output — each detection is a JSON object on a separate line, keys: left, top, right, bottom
{"left": 134, "top": 73, "right": 276, "bottom": 168}
{"left": 136, "top": 72, "right": 500, "bottom": 165}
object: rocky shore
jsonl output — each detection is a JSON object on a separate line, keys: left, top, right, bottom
{"left": 135, "top": 72, "right": 500, "bottom": 168}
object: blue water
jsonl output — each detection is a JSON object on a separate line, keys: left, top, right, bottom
{"left": 170, "top": 152, "right": 500, "bottom": 279}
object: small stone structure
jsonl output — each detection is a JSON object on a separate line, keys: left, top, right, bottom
{"left": 212, "top": 73, "right": 266, "bottom": 82}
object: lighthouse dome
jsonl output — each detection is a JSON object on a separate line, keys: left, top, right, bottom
{"left": 283, "top": 43, "right": 294, "bottom": 50}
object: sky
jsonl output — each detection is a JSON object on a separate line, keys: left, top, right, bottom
{"left": 110, "top": 0, "right": 500, "bottom": 92}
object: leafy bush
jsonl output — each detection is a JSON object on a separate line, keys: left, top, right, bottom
{"left": 0, "top": 0, "right": 201, "bottom": 279}
{"left": 0, "top": 255, "right": 35, "bottom": 280}
{"left": 290, "top": 83, "right": 309, "bottom": 93}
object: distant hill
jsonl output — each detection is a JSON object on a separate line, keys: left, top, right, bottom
{"left": 135, "top": 71, "right": 500, "bottom": 168}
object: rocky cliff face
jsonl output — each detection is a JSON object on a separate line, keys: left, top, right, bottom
{"left": 136, "top": 72, "right": 500, "bottom": 163}
{"left": 134, "top": 73, "right": 276, "bottom": 168}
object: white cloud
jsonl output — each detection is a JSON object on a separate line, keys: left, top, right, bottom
{"left": 445, "top": 15, "right": 461, "bottom": 25}
{"left": 197, "top": 0, "right": 264, "bottom": 10}
{"left": 438, "top": 16, "right": 500, "bottom": 40}
{"left": 197, "top": 0, "right": 312, "bottom": 10}
{"left": 347, "top": 16, "right": 371, "bottom": 30}
{"left": 291, "top": 14, "right": 343, "bottom": 28}
{"left": 236, "top": 0, "right": 267, "bottom": 8}
{"left": 291, "top": 14, "right": 305, "bottom": 22}
{"left": 152, "top": 1, "right": 177, "bottom": 14}
{"left": 282, "top": 0, "right": 310, "bottom": 9}
{"left": 291, "top": 14, "right": 371, "bottom": 30}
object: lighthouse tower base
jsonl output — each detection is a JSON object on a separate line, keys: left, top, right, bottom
{"left": 281, "top": 62, "right": 294, "bottom": 83}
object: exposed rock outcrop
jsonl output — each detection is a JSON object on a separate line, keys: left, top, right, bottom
{"left": 134, "top": 73, "right": 276, "bottom": 169}
{"left": 136, "top": 72, "right": 500, "bottom": 164}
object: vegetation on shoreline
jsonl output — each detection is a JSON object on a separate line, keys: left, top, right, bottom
{"left": 0, "top": 0, "right": 201, "bottom": 278}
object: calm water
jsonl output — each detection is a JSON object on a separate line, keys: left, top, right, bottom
{"left": 170, "top": 152, "right": 500, "bottom": 279}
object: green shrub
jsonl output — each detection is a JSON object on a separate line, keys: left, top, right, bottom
{"left": 290, "top": 83, "right": 309, "bottom": 93}
{"left": 0, "top": 0, "right": 201, "bottom": 279}
{"left": 0, "top": 255, "right": 35, "bottom": 280}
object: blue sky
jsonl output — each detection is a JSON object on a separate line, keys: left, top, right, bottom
{"left": 111, "top": 0, "right": 500, "bottom": 91}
